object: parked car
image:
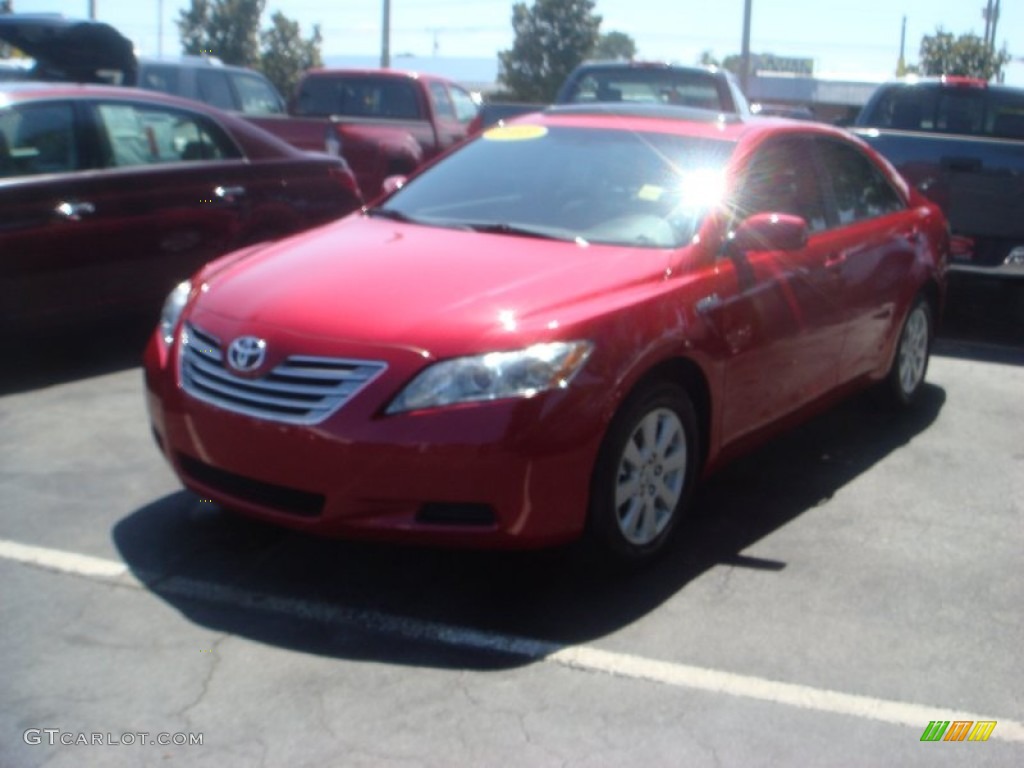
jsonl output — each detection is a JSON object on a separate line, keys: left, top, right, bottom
{"left": 1, "top": 82, "right": 362, "bottom": 334}
{"left": 145, "top": 104, "right": 948, "bottom": 564}
{"left": 470, "top": 60, "right": 751, "bottom": 134}
{"left": 0, "top": 14, "right": 287, "bottom": 116}
{"left": 555, "top": 60, "right": 750, "bottom": 113}
{"left": 853, "top": 76, "right": 1024, "bottom": 277}
{"left": 136, "top": 56, "right": 286, "bottom": 116}
{"left": 245, "top": 68, "right": 480, "bottom": 199}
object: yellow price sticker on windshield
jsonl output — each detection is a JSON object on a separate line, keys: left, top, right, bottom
{"left": 636, "top": 185, "right": 665, "bottom": 201}
{"left": 482, "top": 124, "right": 549, "bottom": 141}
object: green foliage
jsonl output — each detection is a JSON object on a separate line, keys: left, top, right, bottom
{"left": 698, "top": 50, "right": 720, "bottom": 68}
{"left": 498, "top": 0, "right": 602, "bottom": 102}
{"left": 177, "top": 1, "right": 323, "bottom": 98}
{"left": 593, "top": 31, "right": 636, "bottom": 61}
{"left": 260, "top": 12, "right": 322, "bottom": 97}
{"left": 178, "top": 0, "right": 265, "bottom": 67}
{"left": 918, "top": 28, "right": 1010, "bottom": 81}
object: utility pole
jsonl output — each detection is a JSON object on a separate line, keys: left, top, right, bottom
{"left": 381, "top": 0, "right": 391, "bottom": 68}
{"left": 158, "top": 0, "right": 163, "bottom": 57}
{"left": 740, "top": 0, "right": 752, "bottom": 95}
{"left": 983, "top": 0, "right": 993, "bottom": 48}
{"left": 990, "top": 0, "right": 1000, "bottom": 50}
{"left": 89, "top": 1, "right": 96, "bottom": 20}
{"left": 897, "top": 15, "right": 906, "bottom": 75}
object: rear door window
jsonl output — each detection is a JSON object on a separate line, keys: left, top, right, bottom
{"left": 815, "top": 139, "right": 905, "bottom": 224}
{"left": 93, "top": 102, "right": 240, "bottom": 167}
{"left": 0, "top": 102, "right": 78, "bottom": 177}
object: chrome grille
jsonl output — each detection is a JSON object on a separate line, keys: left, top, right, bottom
{"left": 179, "top": 324, "right": 387, "bottom": 424}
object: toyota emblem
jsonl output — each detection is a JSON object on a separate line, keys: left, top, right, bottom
{"left": 226, "top": 336, "right": 267, "bottom": 373}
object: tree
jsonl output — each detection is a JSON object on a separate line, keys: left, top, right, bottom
{"left": 261, "top": 12, "right": 322, "bottom": 97}
{"left": 918, "top": 28, "right": 1010, "bottom": 81}
{"left": 178, "top": 0, "right": 264, "bottom": 68}
{"left": 593, "top": 30, "right": 635, "bottom": 61}
{"left": 498, "top": 0, "right": 601, "bottom": 102}
{"left": 698, "top": 50, "right": 720, "bottom": 68}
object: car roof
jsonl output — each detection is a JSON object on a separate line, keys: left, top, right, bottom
{"left": 302, "top": 68, "right": 452, "bottom": 83}
{"left": 570, "top": 60, "right": 728, "bottom": 76}
{"left": 0, "top": 81, "right": 215, "bottom": 110}
{"left": 137, "top": 56, "right": 270, "bottom": 77}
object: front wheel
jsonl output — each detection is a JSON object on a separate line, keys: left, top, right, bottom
{"left": 885, "top": 296, "right": 933, "bottom": 406}
{"left": 586, "top": 382, "right": 699, "bottom": 564}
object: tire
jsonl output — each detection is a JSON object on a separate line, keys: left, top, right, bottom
{"left": 586, "top": 381, "right": 700, "bottom": 564}
{"left": 885, "top": 296, "right": 933, "bottom": 406}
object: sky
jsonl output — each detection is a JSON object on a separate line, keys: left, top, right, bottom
{"left": 11, "top": 0, "right": 1024, "bottom": 84}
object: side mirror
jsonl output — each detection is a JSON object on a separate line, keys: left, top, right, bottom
{"left": 381, "top": 175, "right": 408, "bottom": 196}
{"left": 728, "top": 213, "right": 808, "bottom": 253}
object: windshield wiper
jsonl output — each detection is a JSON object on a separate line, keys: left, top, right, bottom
{"left": 461, "top": 222, "right": 572, "bottom": 241}
{"left": 365, "top": 207, "right": 418, "bottom": 223}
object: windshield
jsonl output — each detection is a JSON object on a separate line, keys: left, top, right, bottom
{"left": 375, "top": 125, "right": 736, "bottom": 248}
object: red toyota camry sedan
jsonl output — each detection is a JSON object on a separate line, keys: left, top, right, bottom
{"left": 144, "top": 105, "right": 949, "bottom": 563}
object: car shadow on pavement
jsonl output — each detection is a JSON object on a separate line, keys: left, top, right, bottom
{"left": 112, "top": 384, "right": 945, "bottom": 670}
{"left": 0, "top": 316, "right": 152, "bottom": 396}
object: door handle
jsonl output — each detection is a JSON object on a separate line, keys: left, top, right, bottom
{"left": 214, "top": 185, "right": 246, "bottom": 201}
{"left": 695, "top": 293, "right": 721, "bottom": 313}
{"left": 54, "top": 201, "right": 96, "bottom": 220}
{"left": 824, "top": 252, "right": 847, "bottom": 269}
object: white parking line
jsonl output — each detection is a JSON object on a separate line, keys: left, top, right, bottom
{"left": 3, "top": 537, "right": 1022, "bottom": 743}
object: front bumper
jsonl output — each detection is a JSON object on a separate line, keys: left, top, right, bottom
{"left": 143, "top": 330, "right": 607, "bottom": 549}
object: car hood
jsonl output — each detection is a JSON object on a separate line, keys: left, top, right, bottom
{"left": 194, "top": 216, "right": 678, "bottom": 354}
{"left": 0, "top": 16, "right": 137, "bottom": 84}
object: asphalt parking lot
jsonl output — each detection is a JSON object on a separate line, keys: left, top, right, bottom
{"left": 1, "top": 275, "right": 1022, "bottom": 767}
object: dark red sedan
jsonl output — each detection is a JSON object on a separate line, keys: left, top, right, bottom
{"left": 144, "top": 105, "right": 949, "bottom": 563}
{"left": 1, "top": 82, "right": 361, "bottom": 333}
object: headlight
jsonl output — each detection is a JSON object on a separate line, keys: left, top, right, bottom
{"left": 387, "top": 341, "right": 593, "bottom": 414}
{"left": 159, "top": 280, "right": 192, "bottom": 345}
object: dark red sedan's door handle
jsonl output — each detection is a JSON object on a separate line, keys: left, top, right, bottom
{"left": 54, "top": 201, "right": 95, "bottom": 220}
{"left": 215, "top": 185, "right": 246, "bottom": 202}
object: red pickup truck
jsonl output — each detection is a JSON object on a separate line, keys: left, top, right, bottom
{"left": 245, "top": 69, "right": 480, "bottom": 199}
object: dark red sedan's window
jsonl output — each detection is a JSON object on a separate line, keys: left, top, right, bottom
{"left": 0, "top": 102, "right": 78, "bottom": 177}
{"left": 92, "top": 102, "right": 242, "bottom": 168}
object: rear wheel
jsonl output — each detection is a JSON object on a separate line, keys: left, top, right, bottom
{"left": 587, "top": 382, "right": 699, "bottom": 564}
{"left": 885, "top": 296, "right": 933, "bottom": 406}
